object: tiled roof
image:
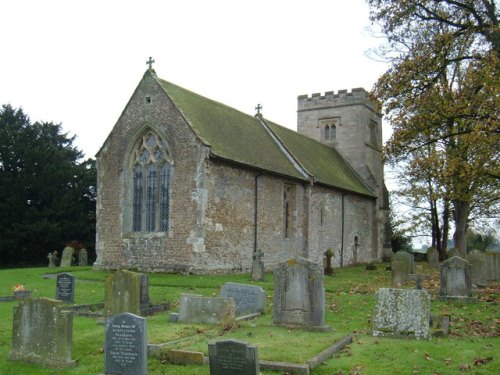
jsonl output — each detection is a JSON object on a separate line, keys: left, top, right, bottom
{"left": 155, "top": 72, "right": 375, "bottom": 198}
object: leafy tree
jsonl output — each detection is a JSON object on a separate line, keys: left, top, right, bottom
{"left": 367, "top": 0, "right": 500, "bottom": 255}
{"left": 467, "top": 228, "right": 499, "bottom": 252}
{"left": 0, "top": 105, "right": 96, "bottom": 266}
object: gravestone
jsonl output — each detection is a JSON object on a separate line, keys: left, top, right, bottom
{"left": 426, "top": 248, "right": 439, "bottom": 269}
{"left": 56, "top": 272, "right": 75, "bottom": 303}
{"left": 408, "top": 273, "right": 431, "bottom": 290}
{"left": 273, "top": 258, "right": 328, "bottom": 330}
{"left": 10, "top": 298, "right": 75, "bottom": 368}
{"left": 391, "top": 260, "right": 406, "bottom": 286}
{"left": 60, "top": 246, "right": 74, "bottom": 267}
{"left": 104, "top": 270, "right": 143, "bottom": 316}
{"left": 78, "top": 248, "right": 88, "bottom": 266}
{"left": 47, "top": 252, "right": 56, "bottom": 267}
{"left": 178, "top": 294, "right": 235, "bottom": 324}
{"left": 486, "top": 251, "right": 500, "bottom": 281}
{"left": 208, "top": 339, "right": 259, "bottom": 375}
{"left": 220, "top": 283, "right": 265, "bottom": 316}
{"left": 105, "top": 312, "right": 147, "bottom": 375}
{"left": 392, "top": 251, "right": 414, "bottom": 276}
{"left": 439, "top": 256, "right": 476, "bottom": 302}
{"left": 251, "top": 250, "right": 265, "bottom": 282}
{"left": 372, "top": 288, "right": 431, "bottom": 340}
{"left": 467, "top": 250, "right": 488, "bottom": 286}
{"left": 139, "top": 273, "right": 150, "bottom": 311}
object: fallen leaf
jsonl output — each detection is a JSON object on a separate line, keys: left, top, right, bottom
{"left": 424, "top": 352, "right": 431, "bottom": 360}
{"left": 459, "top": 363, "right": 470, "bottom": 371}
{"left": 473, "top": 357, "right": 493, "bottom": 366}
{"left": 444, "top": 358, "right": 452, "bottom": 365}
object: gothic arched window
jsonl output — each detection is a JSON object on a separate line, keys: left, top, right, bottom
{"left": 132, "top": 130, "right": 171, "bottom": 232}
{"left": 319, "top": 117, "right": 340, "bottom": 142}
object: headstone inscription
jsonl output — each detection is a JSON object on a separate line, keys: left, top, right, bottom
{"left": 208, "top": 339, "right": 259, "bottom": 375}
{"left": 220, "top": 283, "right": 265, "bottom": 316}
{"left": 273, "top": 258, "right": 329, "bottom": 330}
{"left": 486, "top": 251, "right": 500, "bottom": 281}
{"left": 438, "top": 256, "right": 476, "bottom": 302}
{"left": 105, "top": 313, "right": 147, "bottom": 375}
{"left": 56, "top": 272, "right": 75, "bottom": 303}
{"left": 10, "top": 298, "right": 75, "bottom": 368}
{"left": 78, "top": 248, "right": 88, "bottom": 266}
{"left": 60, "top": 246, "right": 74, "bottom": 267}
{"left": 372, "top": 288, "right": 431, "bottom": 340}
{"left": 467, "top": 250, "right": 488, "bottom": 286}
{"left": 104, "top": 270, "right": 143, "bottom": 316}
{"left": 178, "top": 294, "right": 236, "bottom": 324}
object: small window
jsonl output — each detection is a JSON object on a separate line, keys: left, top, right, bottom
{"left": 283, "top": 184, "right": 296, "bottom": 238}
{"left": 319, "top": 118, "right": 340, "bottom": 142}
{"left": 369, "top": 120, "right": 378, "bottom": 146}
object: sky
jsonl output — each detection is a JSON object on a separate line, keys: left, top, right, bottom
{"left": 1, "top": 0, "right": 389, "bottom": 159}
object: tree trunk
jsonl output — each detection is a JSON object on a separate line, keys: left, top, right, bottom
{"left": 452, "top": 200, "right": 470, "bottom": 256}
{"left": 441, "top": 200, "right": 450, "bottom": 260}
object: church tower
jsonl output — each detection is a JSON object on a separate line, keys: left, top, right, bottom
{"left": 297, "top": 88, "right": 391, "bottom": 259}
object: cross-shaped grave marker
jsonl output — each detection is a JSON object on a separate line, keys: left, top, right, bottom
{"left": 408, "top": 273, "right": 431, "bottom": 290}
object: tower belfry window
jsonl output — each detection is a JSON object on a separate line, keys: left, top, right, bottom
{"left": 131, "top": 130, "right": 171, "bottom": 232}
{"left": 319, "top": 118, "right": 340, "bottom": 142}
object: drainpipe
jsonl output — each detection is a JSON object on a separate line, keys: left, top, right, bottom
{"left": 254, "top": 171, "right": 264, "bottom": 255}
{"left": 340, "top": 193, "right": 346, "bottom": 268}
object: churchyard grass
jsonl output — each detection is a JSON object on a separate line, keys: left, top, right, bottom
{"left": 0, "top": 264, "right": 498, "bottom": 374}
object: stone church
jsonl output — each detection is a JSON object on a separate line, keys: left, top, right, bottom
{"left": 93, "top": 66, "right": 390, "bottom": 274}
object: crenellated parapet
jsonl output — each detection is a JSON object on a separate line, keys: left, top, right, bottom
{"left": 298, "top": 88, "right": 378, "bottom": 113}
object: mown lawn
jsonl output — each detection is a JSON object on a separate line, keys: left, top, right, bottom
{"left": 0, "top": 263, "right": 498, "bottom": 374}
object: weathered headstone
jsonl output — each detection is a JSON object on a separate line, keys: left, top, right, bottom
{"left": 486, "top": 251, "right": 500, "bottom": 281}
{"left": 10, "top": 298, "right": 75, "bottom": 368}
{"left": 220, "top": 283, "right": 265, "bottom": 316}
{"left": 467, "top": 250, "right": 488, "bottom": 286}
{"left": 208, "top": 339, "right": 259, "bottom": 375}
{"left": 178, "top": 294, "right": 235, "bottom": 324}
{"left": 426, "top": 248, "right": 439, "bottom": 269}
{"left": 139, "top": 273, "right": 150, "bottom": 311}
{"left": 439, "top": 256, "right": 476, "bottom": 302}
{"left": 105, "top": 313, "right": 147, "bottom": 375}
{"left": 104, "top": 270, "right": 143, "bottom": 316}
{"left": 372, "top": 288, "right": 431, "bottom": 340}
{"left": 56, "top": 272, "right": 75, "bottom": 303}
{"left": 408, "top": 273, "right": 431, "bottom": 290}
{"left": 60, "top": 246, "right": 74, "bottom": 267}
{"left": 251, "top": 250, "right": 265, "bottom": 282}
{"left": 391, "top": 260, "right": 406, "bottom": 286}
{"left": 392, "top": 251, "right": 414, "bottom": 275}
{"left": 273, "top": 258, "right": 329, "bottom": 330}
{"left": 47, "top": 252, "right": 56, "bottom": 267}
{"left": 78, "top": 248, "right": 88, "bottom": 266}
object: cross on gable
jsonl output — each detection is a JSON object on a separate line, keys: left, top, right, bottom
{"left": 255, "top": 104, "right": 262, "bottom": 115}
{"left": 146, "top": 57, "right": 155, "bottom": 70}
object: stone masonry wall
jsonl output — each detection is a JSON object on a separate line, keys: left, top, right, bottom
{"left": 95, "top": 72, "right": 203, "bottom": 273}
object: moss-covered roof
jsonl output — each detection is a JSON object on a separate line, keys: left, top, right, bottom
{"left": 155, "top": 73, "right": 374, "bottom": 197}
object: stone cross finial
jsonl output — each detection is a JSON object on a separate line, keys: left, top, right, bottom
{"left": 255, "top": 104, "right": 262, "bottom": 115}
{"left": 408, "top": 273, "right": 431, "bottom": 290}
{"left": 146, "top": 56, "right": 155, "bottom": 70}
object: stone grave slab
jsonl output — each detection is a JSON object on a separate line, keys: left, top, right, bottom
{"left": 439, "top": 256, "right": 476, "bottom": 302}
{"left": 220, "top": 282, "right": 265, "bottom": 316}
{"left": 426, "top": 248, "right": 439, "bottom": 269}
{"left": 104, "top": 270, "right": 144, "bottom": 316}
{"left": 60, "top": 246, "right": 74, "bottom": 267}
{"left": 391, "top": 260, "right": 406, "bottom": 286}
{"left": 273, "top": 258, "right": 328, "bottom": 330}
{"left": 486, "top": 251, "right": 500, "bottom": 281}
{"left": 56, "top": 272, "right": 75, "bottom": 303}
{"left": 208, "top": 339, "right": 259, "bottom": 375}
{"left": 467, "top": 250, "right": 487, "bottom": 286}
{"left": 178, "top": 294, "right": 235, "bottom": 324}
{"left": 78, "top": 248, "right": 88, "bottom": 266}
{"left": 392, "top": 251, "right": 414, "bottom": 275}
{"left": 10, "top": 298, "right": 75, "bottom": 368}
{"left": 372, "top": 288, "right": 431, "bottom": 340}
{"left": 105, "top": 312, "right": 147, "bottom": 375}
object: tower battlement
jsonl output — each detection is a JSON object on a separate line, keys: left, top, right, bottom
{"left": 297, "top": 88, "right": 377, "bottom": 112}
